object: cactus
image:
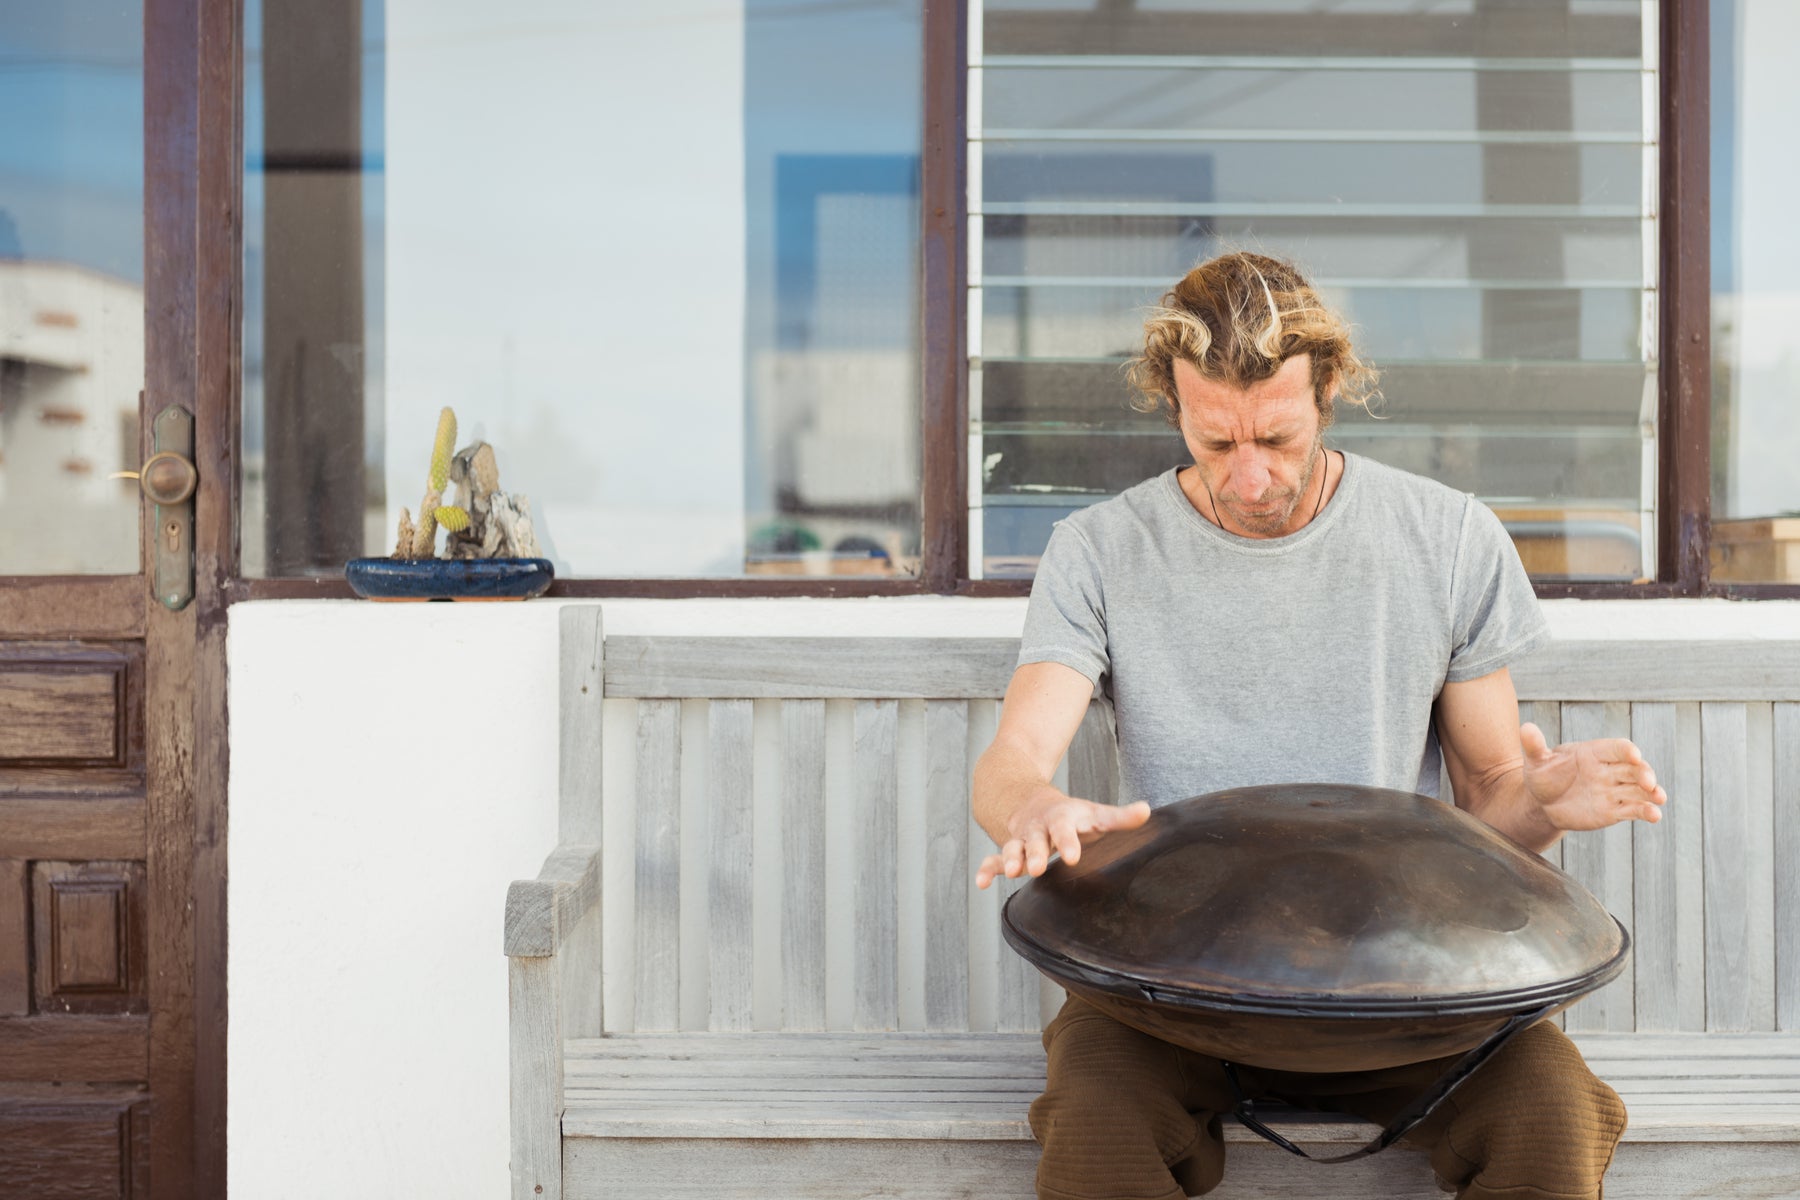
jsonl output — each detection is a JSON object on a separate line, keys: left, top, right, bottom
{"left": 405, "top": 407, "right": 458, "bottom": 558}
{"left": 434, "top": 505, "right": 470, "bottom": 533}
{"left": 428, "top": 407, "right": 456, "bottom": 493}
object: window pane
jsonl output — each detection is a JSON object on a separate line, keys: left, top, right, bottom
{"left": 242, "top": 0, "right": 923, "bottom": 580}
{"left": 1711, "top": 0, "right": 1800, "bottom": 583}
{"left": 0, "top": 3, "right": 143, "bottom": 575}
{"left": 974, "top": 0, "right": 1657, "bottom": 583}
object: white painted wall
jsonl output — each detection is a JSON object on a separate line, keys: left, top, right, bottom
{"left": 226, "top": 596, "right": 1800, "bottom": 1197}
{"left": 385, "top": 0, "right": 747, "bottom": 576}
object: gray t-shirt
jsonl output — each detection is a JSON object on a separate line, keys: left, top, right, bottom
{"left": 1019, "top": 453, "right": 1549, "bottom": 807}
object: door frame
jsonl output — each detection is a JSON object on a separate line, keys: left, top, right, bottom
{"left": 146, "top": 0, "right": 237, "bottom": 1192}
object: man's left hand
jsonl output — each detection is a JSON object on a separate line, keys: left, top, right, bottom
{"left": 1519, "top": 722, "right": 1667, "bottom": 832}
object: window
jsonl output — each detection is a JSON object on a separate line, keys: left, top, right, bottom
{"left": 243, "top": 0, "right": 925, "bottom": 580}
{"left": 1709, "top": 0, "right": 1800, "bottom": 584}
{"left": 974, "top": 0, "right": 1659, "bottom": 583}
{"left": 235, "top": 0, "right": 1796, "bottom": 598}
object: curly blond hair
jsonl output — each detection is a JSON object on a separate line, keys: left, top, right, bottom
{"left": 1126, "top": 252, "right": 1379, "bottom": 431}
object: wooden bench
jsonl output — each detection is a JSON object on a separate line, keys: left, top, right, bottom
{"left": 506, "top": 606, "right": 1800, "bottom": 1198}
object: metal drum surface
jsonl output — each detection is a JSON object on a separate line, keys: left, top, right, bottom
{"left": 1002, "top": 783, "right": 1629, "bottom": 1072}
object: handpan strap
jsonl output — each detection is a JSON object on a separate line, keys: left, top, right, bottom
{"left": 1220, "top": 1001, "right": 1560, "bottom": 1164}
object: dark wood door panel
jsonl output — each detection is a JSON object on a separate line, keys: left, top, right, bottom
{"left": 31, "top": 863, "right": 148, "bottom": 1016}
{"left": 0, "top": 643, "right": 143, "bottom": 774}
{"left": 0, "top": 1086, "right": 150, "bottom": 1199}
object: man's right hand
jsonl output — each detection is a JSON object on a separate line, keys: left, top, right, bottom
{"left": 974, "top": 795, "right": 1152, "bottom": 889}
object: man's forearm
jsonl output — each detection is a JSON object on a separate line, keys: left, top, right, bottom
{"left": 1458, "top": 765, "right": 1563, "bottom": 854}
{"left": 972, "top": 740, "right": 1066, "bottom": 847}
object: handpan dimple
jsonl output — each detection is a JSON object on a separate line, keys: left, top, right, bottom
{"left": 1003, "top": 783, "right": 1628, "bottom": 1071}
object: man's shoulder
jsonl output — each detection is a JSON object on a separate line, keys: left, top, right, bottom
{"left": 1349, "top": 454, "right": 1474, "bottom": 528}
{"left": 1057, "top": 470, "right": 1180, "bottom": 542}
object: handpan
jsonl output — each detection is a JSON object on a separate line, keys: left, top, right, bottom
{"left": 1002, "top": 783, "right": 1629, "bottom": 1074}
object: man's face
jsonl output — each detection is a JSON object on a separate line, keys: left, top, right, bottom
{"left": 1174, "top": 354, "right": 1327, "bottom": 539}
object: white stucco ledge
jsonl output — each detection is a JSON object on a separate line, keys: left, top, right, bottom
{"left": 226, "top": 595, "right": 1800, "bottom": 641}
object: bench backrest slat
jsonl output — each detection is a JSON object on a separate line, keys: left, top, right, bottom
{"left": 1701, "top": 702, "right": 1773, "bottom": 1033}
{"left": 924, "top": 699, "right": 972, "bottom": 1032}
{"left": 1777, "top": 704, "right": 1800, "bottom": 1033}
{"left": 854, "top": 700, "right": 901, "bottom": 1031}
{"left": 1562, "top": 703, "right": 1638, "bottom": 1033}
{"left": 1628, "top": 702, "right": 1704, "bottom": 1032}
{"left": 781, "top": 699, "right": 829, "bottom": 1031}
{"left": 634, "top": 698, "right": 683, "bottom": 1032}
{"left": 708, "top": 699, "right": 756, "bottom": 1031}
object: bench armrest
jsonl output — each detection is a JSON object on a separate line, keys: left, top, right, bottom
{"left": 504, "top": 842, "right": 601, "bottom": 959}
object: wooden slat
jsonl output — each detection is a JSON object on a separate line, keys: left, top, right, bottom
{"left": 553, "top": 610, "right": 606, "bottom": 1038}
{"left": 1512, "top": 641, "right": 1800, "bottom": 701}
{"left": 0, "top": 797, "right": 145, "bottom": 860}
{"left": 561, "top": 901, "right": 604, "bottom": 1043}
{"left": 1560, "top": 702, "right": 1636, "bottom": 1033}
{"left": 634, "top": 700, "right": 682, "bottom": 1031}
{"left": 1066, "top": 701, "right": 1118, "bottom": 807}
{"left": 780, "top": 700, "right": 827, "bottom": 1031}
{"left": 509, "top": 955, "right": 562, "bottom": 1200}
{"left": 1746, "top": 703, "right": 1779, "bottom": 1029}
{"left": 708, "top": 700, "right": 754, "bottom": 1032}
{"left": 1631, "top": 702, "right": 1706, "bottom": 1031}
{"left": 557, "top": 1136, "right": 1800, "bottom": 1199}
{"left": 995, "top": 875, "right": 1039, "bottom": 1034}
{"left": 605, "top": 638, "right": 1017, "bottom": 699}
{"left": 924, "top": 701, "right": 970, "bottom": 1033}
{"left": 1778, "top": 703, "right": 1800, "bottom": 1032}
{"left": 558, "top": 606, "right": 605, "bottom": 844}
{"left": 0, "top": 1015, "right": 148, "bottom": 1081}
{"left": 0, "top": 859, "right": 26, "bottom": 1015}
{"left": 1703, "top": 702, "right": 1776, "bottom": 1031}
{"left": 853, "top": 701, "right": 899, "bottom": 1031}
{"left": 608, "top": 638, "right": 1800, "bottom": 701}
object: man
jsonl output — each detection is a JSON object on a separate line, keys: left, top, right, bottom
{"left": 972, "top": 252, "right": 1667, "bottom": 1200}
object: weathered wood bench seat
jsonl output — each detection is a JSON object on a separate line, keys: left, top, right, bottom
{"left": 507, "top": 606, "right": 1800, "bottom": 1199}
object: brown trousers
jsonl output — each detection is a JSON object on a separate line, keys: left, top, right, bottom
{"left": 1029, "top": 996, "right": 1627, "bottom": 1200}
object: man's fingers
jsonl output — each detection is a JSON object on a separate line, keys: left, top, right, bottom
{"left": 1051, "top": 818, "right": 1084, "bottom": 867}
{"left": 1101, "top": 801, "right": 1152, "bottom": 828}
{"left": 1520, "top": 722, "right": 1551, "bottom": 761}
{"left": 975, "top": 853, "right": 1005, "bottom": 890}
{"left": 1024, "top": 828, "right": 1054, "bottom": 876}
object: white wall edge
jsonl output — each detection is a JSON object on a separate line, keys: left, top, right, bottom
{"left": 228, "top": 595, "right": 1800, "bottom": 641}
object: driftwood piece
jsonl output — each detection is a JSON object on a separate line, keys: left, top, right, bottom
{"left": 446, "top": 440, "right": 542, "bottom": 559}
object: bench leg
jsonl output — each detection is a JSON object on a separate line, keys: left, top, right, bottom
{"left": 511, "top": 955, "right": 564, "bottom": 1200}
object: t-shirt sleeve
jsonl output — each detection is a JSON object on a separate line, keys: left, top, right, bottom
{"left": 1445, "top": 497, "right": 1551, "bottom": 683}
{"left": 1018, "top": 520, "right": 1109, "bottom": 695}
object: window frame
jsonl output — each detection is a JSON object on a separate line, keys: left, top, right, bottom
{"left": 224, "top": 0, "right": 1798, "bottom": 602}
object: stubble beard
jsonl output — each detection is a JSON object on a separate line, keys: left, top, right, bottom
{"left": 1215, "top": 435, "right": 1324, "bottom": 537}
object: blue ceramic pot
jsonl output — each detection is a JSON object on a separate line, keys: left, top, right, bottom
{"left": 345, "top": 557, "right": 555, "bottom": 601}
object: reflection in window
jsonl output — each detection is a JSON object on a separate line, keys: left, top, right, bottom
{"left": 974, "top": 0, "right": 1658, "bottom": 582}
{"left": 1710, "top": 0, "right": 1800, "bottom": 583}
{"left": 243, "top": 0, "right": 922, "bottom": 579}
{"left": 0, "top": 2, "right": 144, "bottom": 575}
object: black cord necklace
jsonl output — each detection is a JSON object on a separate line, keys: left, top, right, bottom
{"left": 1205, "top": 445, "right": 1329, "bottom": 535}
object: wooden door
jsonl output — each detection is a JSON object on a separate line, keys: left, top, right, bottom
{"left": 0, "top": 0, "right": 229, "bottom": 1195}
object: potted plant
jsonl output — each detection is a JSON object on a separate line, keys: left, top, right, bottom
{"left": 344, "top": 407, "right": 554, "bottom": 600}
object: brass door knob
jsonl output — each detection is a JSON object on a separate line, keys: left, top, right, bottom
{"left": 140, "top": 451, "right": 198, "bottom": 506}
